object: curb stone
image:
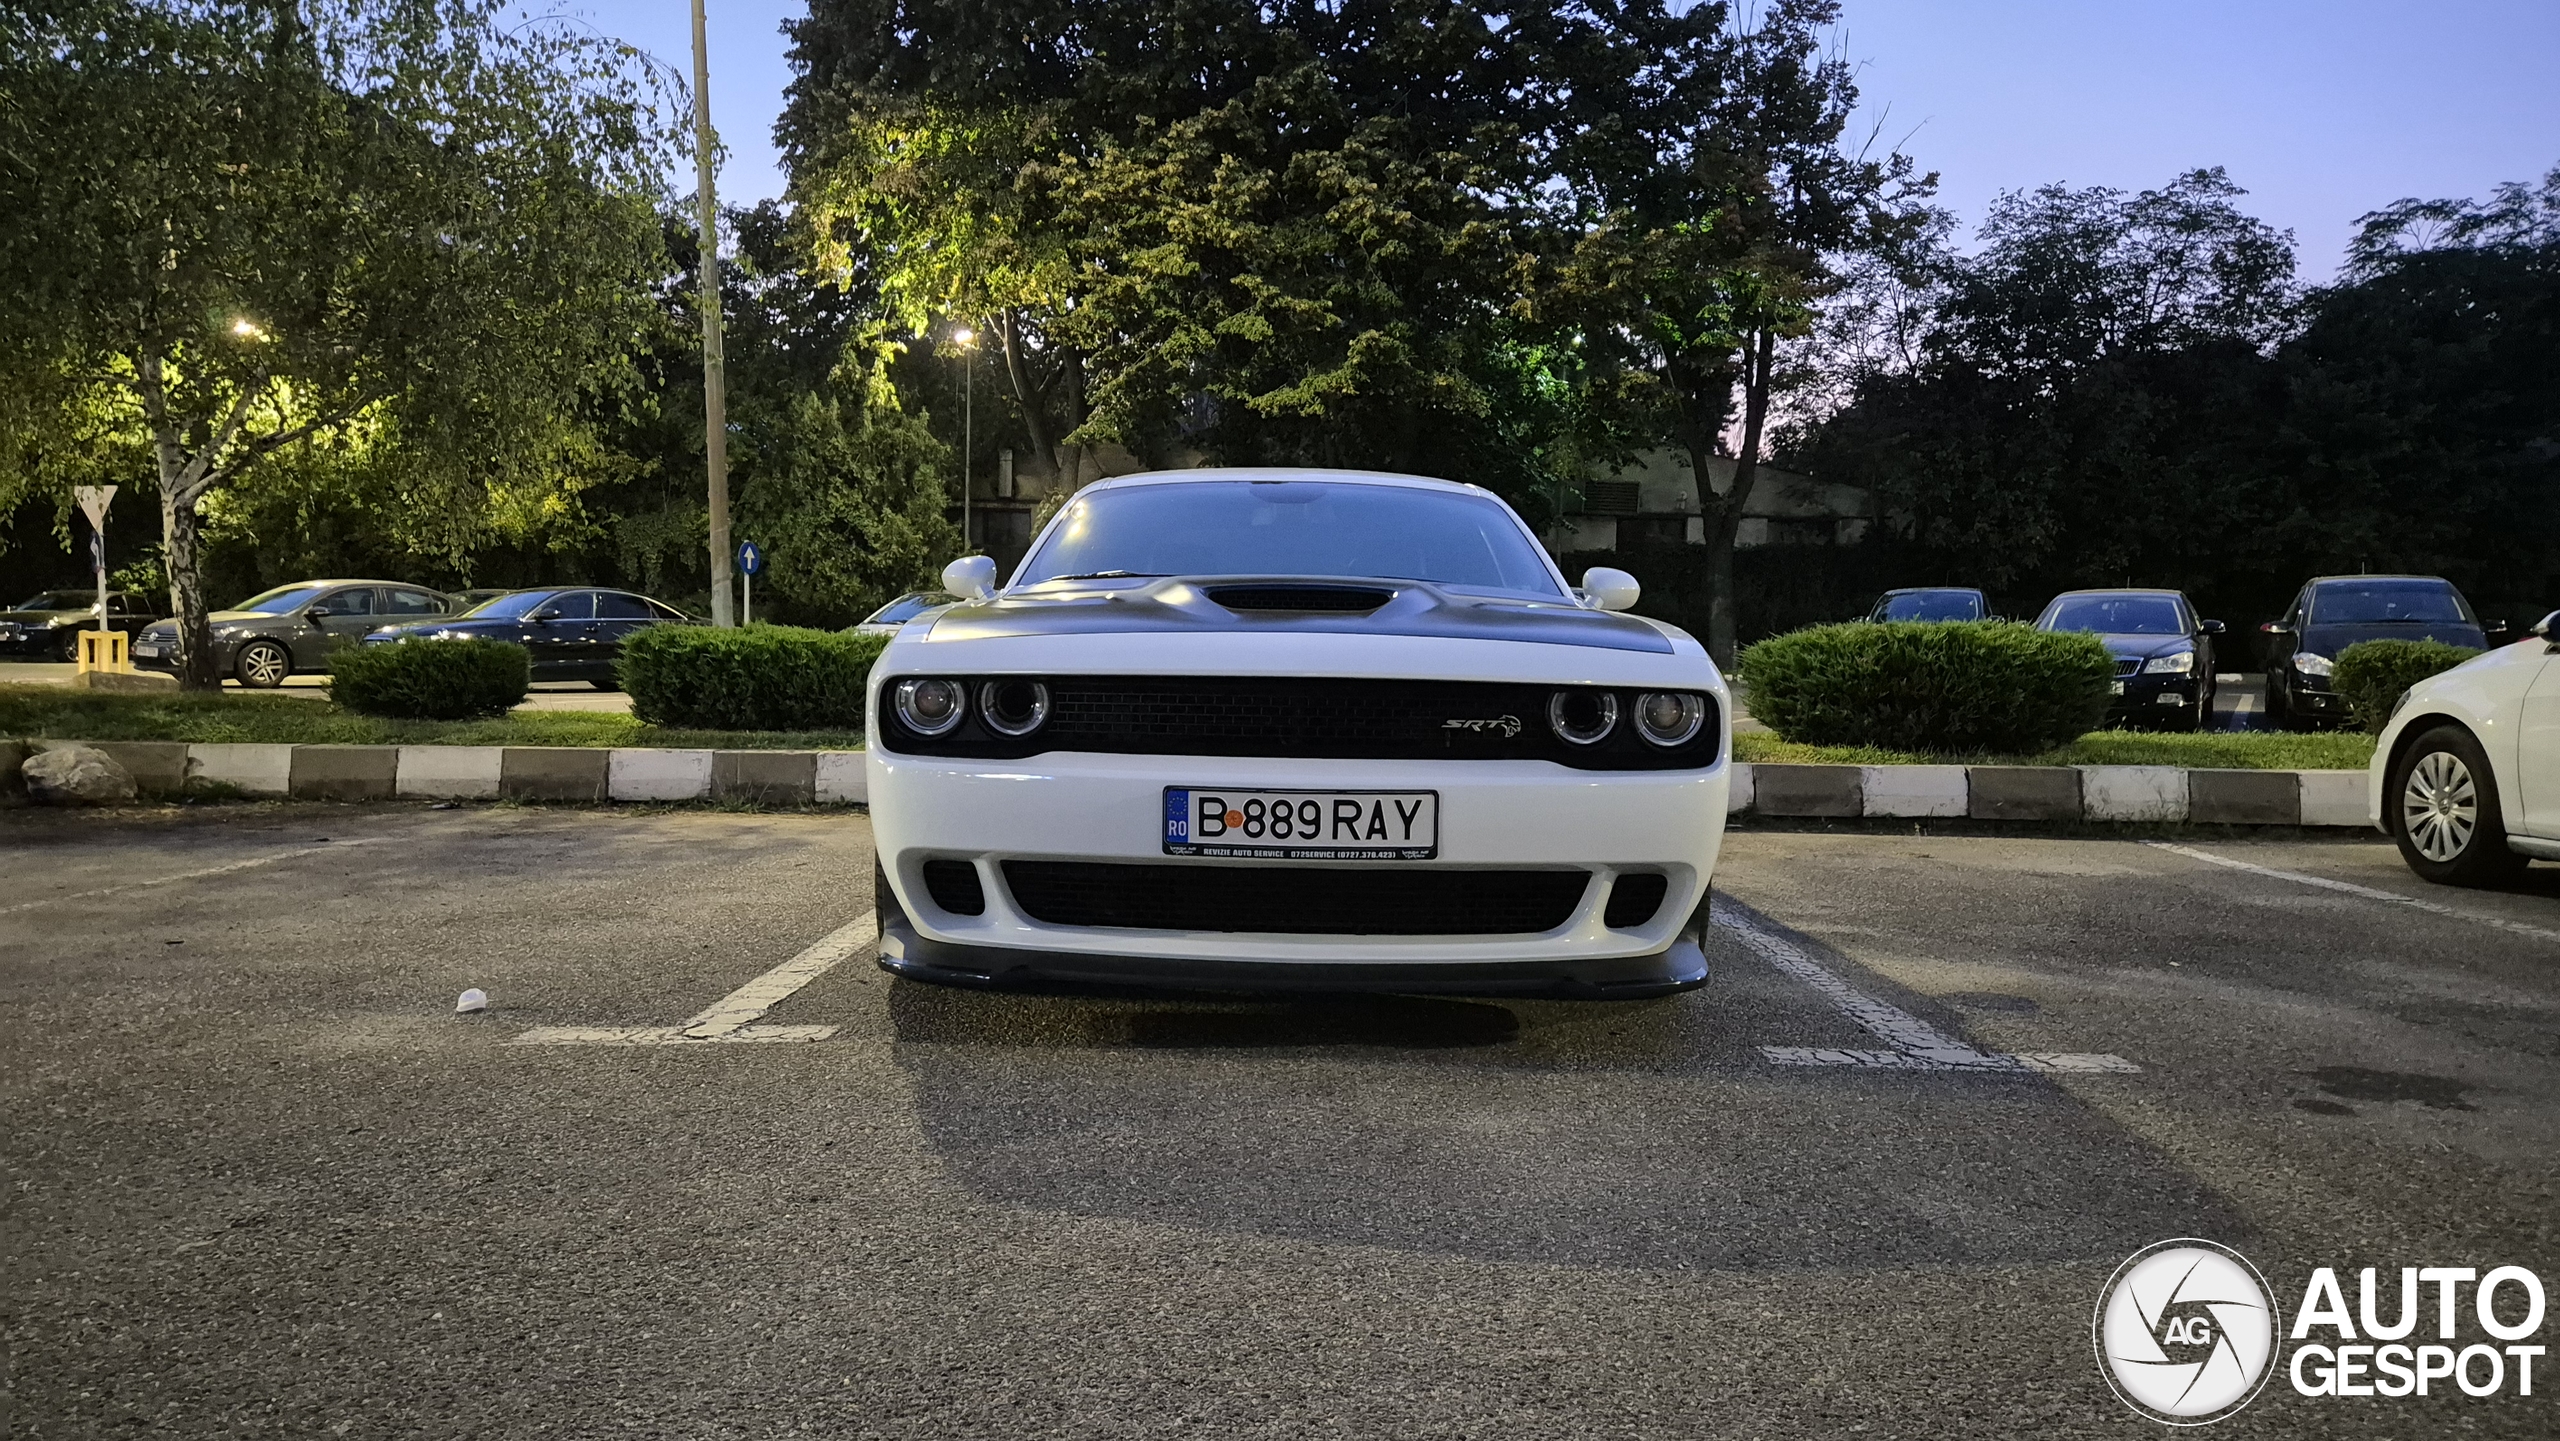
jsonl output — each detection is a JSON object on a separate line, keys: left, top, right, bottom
{"left": 1726, "top": 761, "right": 2369, "bottom": 829}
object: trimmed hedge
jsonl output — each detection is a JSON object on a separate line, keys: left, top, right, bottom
{"left": 328, "top": 638, "right": 530, "bottom": 720}
{"left": 1739, "top": 621, "right": 2115, "bottom": 753}
{"left": 2333, "top": 639, "right": 2483, "bottom": 733}
{"left": 621, "top": 624, "right": 887, "bottom": 731}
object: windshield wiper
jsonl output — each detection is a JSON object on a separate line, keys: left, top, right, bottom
{"left": 1048, "top": 571, "right": 1165, "bottom": 581}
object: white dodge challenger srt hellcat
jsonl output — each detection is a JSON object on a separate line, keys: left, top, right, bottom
{"left": 865, "top": 468, "right": 1732, "bottom": 997}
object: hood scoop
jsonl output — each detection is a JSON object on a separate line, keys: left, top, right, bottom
{"left": 1204, "top": 584, "right": 1396, "bottom": 614}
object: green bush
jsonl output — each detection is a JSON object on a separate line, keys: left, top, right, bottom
{"left": 2333, "top": 638, "right": 2483, "bottom": 733}
{"left": 328, "top": 638, "right": 529, "bottom": 720}
{"left": 1738, "top": 621, "right": 2115, "bottom": 753}
{"left": 621, "top": 624, "right": 888, "bottom": 731}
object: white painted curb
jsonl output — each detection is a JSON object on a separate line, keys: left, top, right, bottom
{"left": 2298, "top": 769, "right": 2370, "bottom": 829}
{"left": 2080, "top": 765, "right": 2188, "bottom": 823}
{"left": 607, "top": 748, "right": 713, "bottom": 802}
{"left": 1859, "top": 764, "right": 1967, "bottom": 818}
{"left": 815, "top": 752, "right": 866, "bottom": 805}
{"left": 186, "top": 743, "right": 294, "bottom": 796}
{"left": 396, "top": 745, "right": 503, "bottom": 799}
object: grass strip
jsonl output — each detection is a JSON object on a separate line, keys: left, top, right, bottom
{"left": 0, "top": 685, "right": 864, "bottom": 751}
{"left": 1733, "top": 728, "right": 2373, "bottom": 771}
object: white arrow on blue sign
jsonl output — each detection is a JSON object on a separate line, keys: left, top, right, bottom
{"left": 737, "top": 540, "right": 763, "bottom": 576}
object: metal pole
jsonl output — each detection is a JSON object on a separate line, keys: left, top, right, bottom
{"left": 962, "top": 335, "right": 973, "bottom": 552}
{"left": 691, "top": 0, "right": 735, "bottom": 628}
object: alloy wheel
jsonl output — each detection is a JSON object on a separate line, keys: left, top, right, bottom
{"left": 2401, "top": 750, "right": 2478, "bottom": 863}
{"left": 237, "top": 642, "right": 290, "bottom": 688}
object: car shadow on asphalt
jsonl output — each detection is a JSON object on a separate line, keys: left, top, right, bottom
{"left": 879, "top": 929, "right": 2254, "bottom": 1273}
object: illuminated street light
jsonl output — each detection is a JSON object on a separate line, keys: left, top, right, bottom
{"left": 231, "top": 319, "right": 265, "bottom": 339}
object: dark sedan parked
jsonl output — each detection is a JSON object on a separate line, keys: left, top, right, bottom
{"left": 362, "top": 587, "right": 691, "bottom": 687}
{"left": 1866, "top": 587, "right": 1989, "bottom": 622}
{"left": 1, "top": 590, "right": 165, "bottom": 660}
{"left": 2262, "top": 575, "right": 2495, "bottom": 730}
{"left": 133, "top": 581, "right": 455, "bottom": 686}
{"left": 2035, "top": 589, "right": 2225, "bottom": 731}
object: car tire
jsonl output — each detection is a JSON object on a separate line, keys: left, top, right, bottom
{"left": 2389, "top": 725, "right": 2528, "bottom": 887}
{"left": 55, "top": 629, "right": 83, "bottom": 662}
{"left": 234, "top": 640, "right": 292, "bottom": 689}
{"left": 590, "top": 678, "right": 622, "bottom": 692}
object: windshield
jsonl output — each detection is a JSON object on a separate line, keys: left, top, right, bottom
{"left": 1878, "top": 590, "right": 1984, "bottom": 622}
{"left": 11, "top": 592, "right": 87, "bottom": 612}
{"left": 865, "top": 592, "right": 956, "bottom": 626}
{"left": 2040, "top": 594, "right": 2187, "bottom": 636}
{"left": 459, "top": 590, "right": 551, "bottom": 620}
{"left": 230, "top": 585, "right": 326, "bottom": 615}
{"left": 2312, "top": 580, "right": 2471, "bottom": 626}
{"left": 1018, "top": 481, "right": 1565, "bottom": 598}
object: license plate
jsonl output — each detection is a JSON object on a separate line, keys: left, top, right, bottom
{"left": 1164, "top": 788, "right": 1438, "bottom": 860}
{"left": 132, "top": 643, "right": 160, "bottom": 658}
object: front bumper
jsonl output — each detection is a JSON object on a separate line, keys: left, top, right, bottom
{"left": 2106, "top": 670, "right": 2197, "bottom": 722}
{"left": 868, "top": 749, "right": 1729, "bottom": 990}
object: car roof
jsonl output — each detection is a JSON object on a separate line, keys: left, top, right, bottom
{"left": 2045, "top": 588, "right": 2187, "bottom": 598}
{"left": 1882, "top": 586, "right": 1983, "bottom": 595}
{"left": 2306, "top": 574, "right": 2454, "bottom": 585}
{"left": 1080, "top": 467, "right": 1500, "bottom": 500}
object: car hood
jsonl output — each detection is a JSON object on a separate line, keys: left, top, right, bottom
{"left": 0, "top": 608, "right": 92, "bottom": 625}
{"left": 2090, "top": 632, "right": 2196, "bottom": 659}
{"left": 2300, "top": 621, "right": 2486, "bottom": 656}
{"left": 923, "top": 576, "right": 1676, "bottom": 654}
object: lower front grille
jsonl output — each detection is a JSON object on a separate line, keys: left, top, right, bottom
{"left": 1001, "top": 861, "right": 1590, "bottom": 936}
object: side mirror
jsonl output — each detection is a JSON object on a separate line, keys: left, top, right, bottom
{"left": 304, "top": 606, "right": 333, "bottom": 621}
{"left": 2200, "top": 619, "right": 2226, "bottom": 636}
{"left": 2533, "top": 611, "right": 2559, "bottom": 646}
{"left": 1578, "top": 567, "right": 1641, "bottom": 613}
{"left": 2260, "top": 621, "right": 2293, "bottom": 636}
{"left": 942, "top": 555, "right": 998, "bottom": 602}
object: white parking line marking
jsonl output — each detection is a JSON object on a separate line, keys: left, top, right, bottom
{"left": 0, "top": 840, "right": 386, "bottom": 917}
{"left": 2146, "top": 842, "right": 2560, "bottom": 944}
{"left": 511, "top": 911, "right": 876, "bottom": 1046}
{"left": 1715, "top": 909, "right": 2138, "bottom": 1074}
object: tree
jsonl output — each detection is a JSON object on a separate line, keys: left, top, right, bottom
{"left": 1539, "top": 0, "right": 1931, "bottom": 664}
{"left": 0, "top": 1, "right": 671, "bottom": 687}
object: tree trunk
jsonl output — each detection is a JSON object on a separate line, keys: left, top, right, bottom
{"left": 994, "top": 310, "right": 1058, "bottom": 478}
{"left": 159, "top": 484, "right": 215, "bottom": 690}
{"left": 1709, "top": 324, "right": 1779, "bottom": 667}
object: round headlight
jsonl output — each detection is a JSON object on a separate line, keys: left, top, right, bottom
{"left": 1547, "top": 689, "right": 1619, "bottom": 746}
{"left": 893, "top": 677, "right": 966, "bottom": 736}
{"left": 1634, "top": 691, "right": 1707, "bottom": 747}
{"left": 977, "top": 679, "right": 1050, "bottom": 737}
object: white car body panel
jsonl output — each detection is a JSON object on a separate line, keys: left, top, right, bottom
{"left": 2368, "top": 639, "right": 2555, "bottom": 834}
{"left": 863, "top": 468, "right": 1729, "bottom": 994}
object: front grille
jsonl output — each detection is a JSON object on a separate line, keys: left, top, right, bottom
{"left": 1204, "top": 585, "right": 1394, "bottom": 613}
{"left": 1603, "top": 872, "right": 1669, "bottom": 928}
{"left": 921, "top": 859, "right": 986, "bottom": 915}
{"left": 878, "top": 676, "right": 1720, "bottom": 771}
{"left": 2115, "top": 657, "right": 2143, "bottom": 677}
{"left": 1002, "top": 861, "right": 1590, "bottom": 935}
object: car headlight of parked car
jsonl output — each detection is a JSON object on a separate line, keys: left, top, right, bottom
{"left": 894, "top": 677, "right": 968, "bottom": 736}
{"left": 2293, "top": 650, "right": 2335, "bottom": 678}
{"left": 976, "top": 680, "right": 1050, "bottom": 737}
{"left": 1633, "top": 691, "right": 1708, "bottom": 747}
{"left": 2140, "top": 649, "right": 2196, "bottom": 674}
{"left": 1547, "top": 689, "right": 1620, "bottom": 745}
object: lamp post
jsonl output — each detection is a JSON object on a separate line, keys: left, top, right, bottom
{"left": 690, "top": 0, "right": 735, "bottom": 627}
{"left": 953, "top": 326, "right": 976, "bottom": 551}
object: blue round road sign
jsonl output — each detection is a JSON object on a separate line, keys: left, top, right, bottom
{"left": 737, "top": 540, "right": 763, "bottom": 576}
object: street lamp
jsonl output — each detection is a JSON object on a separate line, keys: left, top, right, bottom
{"left": 953, "top": 326, "right": 976, "bottom": 551}
{"left": 230, "top": 319, "right": 265, "bottom": 340}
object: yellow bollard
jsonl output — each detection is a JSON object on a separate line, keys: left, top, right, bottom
{"left": 77, "top": 630, "right": 132, "bottom": 674}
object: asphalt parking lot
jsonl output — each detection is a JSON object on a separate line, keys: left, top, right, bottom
{"left": 5, "top": 806, "right": 2555, "bottom": 1437}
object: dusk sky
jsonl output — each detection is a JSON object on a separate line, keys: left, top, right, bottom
{"left": 599, "top": 0, "right": 2560, "bottom": 277}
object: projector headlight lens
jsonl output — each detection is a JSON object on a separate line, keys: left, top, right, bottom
{"left": 1634, "top": 691, "right": 1707, "bottom": 746}
{"left": 894, "top": 677, "right": 966, "bottom": 736}
{"left": 977, "top": 679, "right": 1050, "bottom": 737}
{"left": 1547, "top": 690, "right": 1620, "bottom": 746}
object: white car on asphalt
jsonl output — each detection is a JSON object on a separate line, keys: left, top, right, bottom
{"left": 865, "top": 468, "right": 1731, "bottom": 997}
{"left": 2371, "top": 612, "right": 2560, "bottom": 885}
